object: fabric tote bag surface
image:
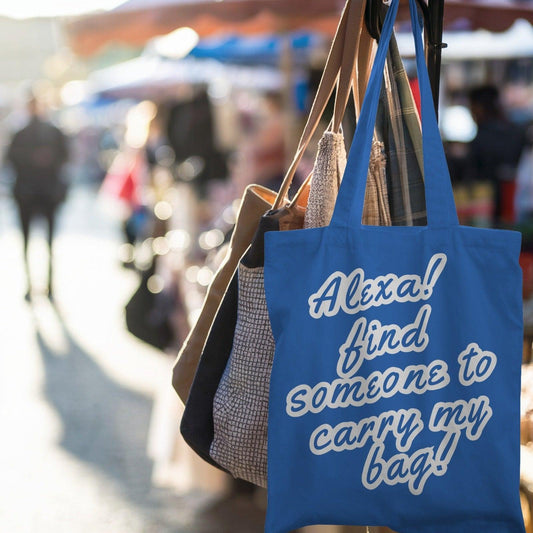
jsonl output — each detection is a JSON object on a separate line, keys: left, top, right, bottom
{"left": 182, "top": 189, "right": 308, "bottom": 474}
{"left": 172, "top": 183, "right": 277, "bottom": 404}
{"left": 263, "top": 2, "right": 524, "bottom": 532}
{"left": 209, "top": 185, "right": 309, "bottom": 486}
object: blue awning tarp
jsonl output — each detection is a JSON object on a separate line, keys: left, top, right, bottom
{"left": 188, "top": 32, "right": 324, "bottom": 65}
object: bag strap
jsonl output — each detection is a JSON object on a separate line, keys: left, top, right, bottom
{"left": 332, "top": 0, "right": 367, "bottom": 131}
{"left": 330, "top": 0, "right": 458, "bottom": 229}
{"left": 355, "top": 27, "right": 375, "bottom": 116}
{"left": 272, "top": 0, "right": 360, "bottom": 210}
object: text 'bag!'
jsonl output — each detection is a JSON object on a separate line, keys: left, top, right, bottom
{"left": 263, "top": 1, "right": 525, "bottom": 531}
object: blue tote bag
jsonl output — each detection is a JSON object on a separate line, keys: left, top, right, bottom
{"left": 263, "top": 1, "right": 524, "bottom": 531}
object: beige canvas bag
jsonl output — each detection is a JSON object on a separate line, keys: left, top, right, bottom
{"left": 172, "top": 183, "right": 276, "bottom": 403}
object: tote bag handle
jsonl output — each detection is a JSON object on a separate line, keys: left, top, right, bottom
{"left": 332, "top": 26, "right": 374, "bottom": 135}
{"left": 330, "top": 0, "right": 459, "bottom": 229}
{"left": 273, "top": 0, "right": 366, "bottom": 210}
{"left": 331, "top": 0, "right": 373, "bottom": 130}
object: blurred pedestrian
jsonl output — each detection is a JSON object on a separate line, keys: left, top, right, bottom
{"left": 6, "top": 96, "right": 69, "bottom": 301}
{"left": 467, "top": 84, "right": 526, "bottom": 225}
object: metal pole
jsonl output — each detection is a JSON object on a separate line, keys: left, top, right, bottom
{"left": 426, "top": 0, "right": 446, "bottom": 118}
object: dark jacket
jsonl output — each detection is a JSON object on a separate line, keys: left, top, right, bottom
{"left": 468, "top": 119, "right": 526, "bottom": 184}
{"left": 7, "top": 117, "right": 68, "bottom": 209}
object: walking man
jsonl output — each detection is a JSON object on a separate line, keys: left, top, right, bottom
{"left": 6, "top": 96, "right": 69, "bottom": 301}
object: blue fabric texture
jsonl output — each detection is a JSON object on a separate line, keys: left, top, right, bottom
{"left": 263, "top": 1, "right": 525, "bottom": 531}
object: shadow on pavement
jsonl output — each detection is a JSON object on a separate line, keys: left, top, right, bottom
{"left": 31, "top": 300, "right": 181, "bottom": 527}
{"left": 31, "top": 299, "right": 267, "bottom": 532}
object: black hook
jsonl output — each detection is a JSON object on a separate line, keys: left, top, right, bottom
{"left": 363, "top": 0, "right": 447, "bottom": 115}
{"left": 364, "top": 0, "right": 430, "bottom": 41}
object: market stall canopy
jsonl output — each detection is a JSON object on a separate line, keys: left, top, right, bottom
{"left": 65, "top": 0, "right": 533, "bottom": 57}
{"left": 397, "top": 18, "right": 533, "bottom": 59}
{"left": 65, "top": 0, "right": 344, "bottom": 57}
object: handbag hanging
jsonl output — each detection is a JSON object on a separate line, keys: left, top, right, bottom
{"left": 263, "top": 1, "right": 524, "bottom": 532}
{"left": 172, "top": 182, "right": 277, "bottom": 404}
{"left": 209, "top": 0, "right": 378, "bottom": 488}
{"left": 125, "top": 254, "right": 174, "bottom": 351}
{"left": 377, "top": 31, "right": 426, "bottom": 226}
{"left": 180, "top": 0, "right": 361, "bottom": 472}
{"left": 302, "top": 0, "right": 365, "bottom": 230}
{"left": 180, "top": 176, "right": 310, "bottom": 472}
{"left": 209, "top": 178, "right": 309, "bottom": 485}
{"left": 303, "top": 16, "right": 392, "bottom": 232}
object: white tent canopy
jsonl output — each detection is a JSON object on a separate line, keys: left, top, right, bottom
{"left": 87, "top": 55, "right": 285, "bottom": 99}
{"left": 397, "top": 19, "right": 533, "bottom": 60}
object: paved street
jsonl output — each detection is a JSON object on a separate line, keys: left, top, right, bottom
{"left": 0, "top": 185, "right": 265, "bottom": 533}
